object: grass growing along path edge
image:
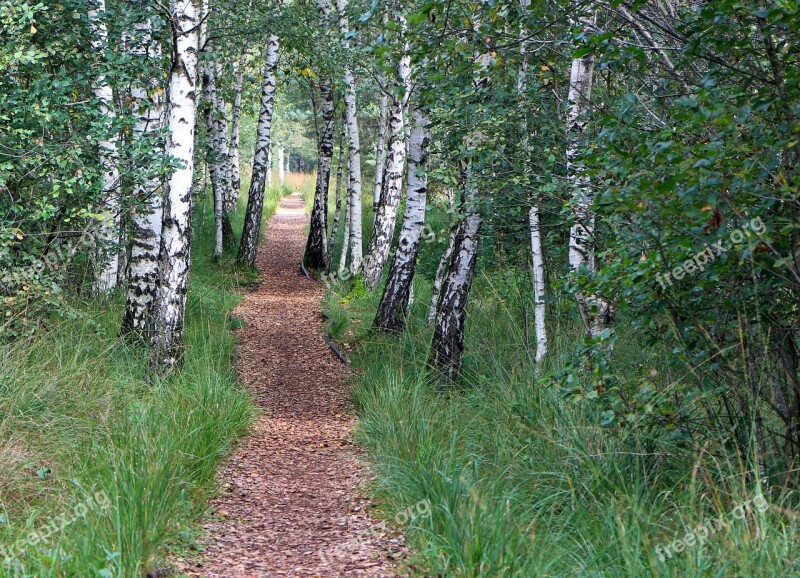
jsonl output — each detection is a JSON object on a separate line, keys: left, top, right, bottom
{"left": 0, "top": 184, "right": 287, "bottom": 577}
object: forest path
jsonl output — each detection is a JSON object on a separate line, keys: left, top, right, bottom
{"left": 181, "top": 193, "right": 397, "bottom": 577}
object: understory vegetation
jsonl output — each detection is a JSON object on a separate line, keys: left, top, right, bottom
{"left": 324, "top": 200, "right": 800, "bottom": 577}
{"left": 0, "top": 186, "right": 285, "bottom": 577}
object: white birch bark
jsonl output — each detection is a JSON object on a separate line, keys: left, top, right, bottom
{"left": 304, "top": 0, "right": 335, "bottom": 270}
{"left": 428, "top": 227, "right": 456, "bottom": 324}
{"left": 519, "top": 0, "right": 547, "bottom": 366}
{"left": 122, "top": 12, "right": 165, "bottom": 337}
{"left": 566, "top": 12, "right": 614, "bottom": 338}
{"left": 203, "top": 63, "right": 226, "bottom": 260}
{"left": 278, "top": 145, "right": 285, "bottom": 184}
{"left": 89, "top": 0, "right": 122, "bottom": 295}
{"left": 374, "top": 90, "right": 389, "bottom": 213}
{"left": 327, "top": 127, "right": 346, "bottom": 271}
{"left": 337, "top": 0, "right": 364, "bottom": 274}
{"left": 362, "top": 15, "right": 410, "bottom": 290}
{"left": 229, "top": 42, "right": 248, "bottom": 207}
{"left": 267, "top": 146, "right": 273, "bottom": 188}
{"left": 429, "top": 49, "right": 490, "bottom": 382}
{"left": 237, "top": 34, "right": 279, "bottom": 268}
{"left": 149, "top": 0, "right": 200, "bottom": 372}
{"left": 375, "top": 106, "right": 430, "bottom": 332}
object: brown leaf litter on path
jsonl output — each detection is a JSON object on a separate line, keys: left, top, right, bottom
{"left": 179, "top": 194, "right": 402, "bottom": 577}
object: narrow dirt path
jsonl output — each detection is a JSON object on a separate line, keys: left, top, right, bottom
{"left": 181, "top": 194, "right": 397, "bottom": 577}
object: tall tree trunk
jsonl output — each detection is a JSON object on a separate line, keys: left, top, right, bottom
{"left": 304, "top": 0, "right": 335, "bottom": 271}
{"left": 327, "top": 126, "right": 346, "bottom": 271}
{"left": 336, "top": 0, "right": 364, "bottom": 274}
{"left": 375, "top": 107, "right": 430, "bottom": 332}
{"left": 566, "top": 13, "right": 614, "bottom": 338}
{"left": 338, "top": 166, "right": 352, "bottom": 274}
{"left": 278, "top": 146, "right": 285, "bottom": 184}
{"left": 229, "top": 40, "right": 248, "bottom": 208}
{"left": 122, "top": 11, "right": 165, "bottom": 338}
{"left": 89, "top": 0, "right": 122, "bottom": 296}
{"left": 373, "top": 89, "right": 389, "bottom": 215}
{"left": 429, "top": 177, "right": 482, "bottom": 383}
{"left": 361, "top": 17, "right": 410, "bottom": 289}
{"left": 428, "top": 47, "right": 490, "bottom": 382}
{"left": 149, "top": 0, "right": 200, "bottom": 372}
{"left": 519, "top": 0, "right": 547, "bottom": 366}
{"left": 236, "top": 34, "right": 279, "bottom": 268}
{"left": 202, "top": 62, "right": 227, "bottom": 260}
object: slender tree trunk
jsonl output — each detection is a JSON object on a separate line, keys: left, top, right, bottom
{"left": 375, "top": 107, "right": 430, "bottom": 332}
{"left": 267, "top": 146, "right": 273, "bottom": 188}
{"left": 429, "top": 48, "right": 490, "bottom": 382}
{"left": 304, "top": 0, "right": 335, "bottom": 271}
{"left": 361, "top": 18, "right": 410, "bottom": 289}
{"left": 278, "top": 146, "right": 285, "bottom": 184}
{"left": 236, "top": 35, "right": 279, "bottom": 268}
{"left": 428, "top": 226, "right": 455, "bottom": 324}
{"left": 429, "top": 178, "right": 482, "bottom": 383}
{"left": 338, "top": 166, "right": 352, "bottom": 274}
{"left": 337, "top": 0, "right": 364, "bottom": 274}
{"left": 122, "top": 12, "right": 165, "bottom": 338}
{"left": 229, "top": 40, "right": 248, "bottom": 208}
{"left": 89, "top": 0, "right": 122, "bottom": 296}
{"left": 149, "top": 0, "right": 200, "bottom": 372}
{"left": 373, "top": 90, "right": 389, "bottom": 214}
{"left": 566, "top": 13, "right": 614, "bottom": 338}
{"left": 519, "top": 0, "right": 547, "bottom": 366}
{"left": 327, "top": 126, "right": 346, "bottom": 271}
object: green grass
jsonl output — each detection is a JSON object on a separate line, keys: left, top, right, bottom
{"left": 323, "top": 210, "right": 800, "bottom": 577}
{"left": 0, "top": 182, "right": 286, "bottom": 577}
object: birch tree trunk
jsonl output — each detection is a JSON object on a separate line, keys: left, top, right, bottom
{"left": 89, "top": 0, "right": 122, "bottom": 296}
{"left": 374, "top": 107, "right": 430, "bottom": 332}
{"left": 429, "top": 178, "right": 482, "bottom": 383}
{"left": 428, "top": 226, "right": 456, "bottom": 324}
{"left": 327, "top": 127, "right": 346, "bottom": 271}
{"left": 373, "top": 90, "right": 389, "bottom": 214}
{"left": 267, "top": 146, "right": 273, "bottom": 188}
{"left": 236, "top": 34, "right": 279, "bottom": 268}
{"left": 337, "top": 0, "right": 364, "bottom": 274}
{"left": 566, "top": 13, "right": 614, "bottom": 338}
{"left": 429, "top": 50, "right": 490, "bottom": 383}
{"left": 361, "top": 17, "right": 410, "bottom": 289}
{"left": 202, "top": 63, "right": 227, "bottom": 260}
{"left": 278, "top": 146, "right": 285, "bottom": 184}
{"left": 519, "top": 0, "right": 547, "bottom": 366}
{"left": 149, "top": 0, "right": 200, "bottom": 372}
{"left": 229, "top": 41, "right": 248, "bottom": 208}
{"left": 122, "top": 12, "right": 165, "bottom": 337}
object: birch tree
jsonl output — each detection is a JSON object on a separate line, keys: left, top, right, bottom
{"left": 237, "top": 34, "right": 280, "bottom": 268}
{"left": 336, "top": 0, "right": 364, "bottom": 274}
{"left": 361, "top": 13, "right": 410, "bottom": 290}
{"left": 149, "top": 0, "right": 200, "bottom": 372}
{"left": 327, "top": 127, "right": 346, "bottom": 271}
{"left": 566, "top": 12, "right": 614, "bottom": 338}
{"left": 428, "top": 46, "right": 490, "bottom": 383}
{"left": 303, "top": 0, "right": 336, "bottom": 270}
{"left": 122, "top": 11, "right": 165, "bottom": 337}
{"left": 277, "top": 145, "right": 285, "bottom": 184}
{"left": 519, "top": 0, "right": 547, "bottom": 366}
{"left": 89, "top": 0, "right": 122, "bottom": 296}
{"left": 228, "top": 41, "right": 248, "bottom": 208}
{"left": 374, "top": 106, "right": 430, "bottom": 332}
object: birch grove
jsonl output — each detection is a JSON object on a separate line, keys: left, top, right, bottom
{"left": 149, "top": 0, "right": 200, "bottom": 372}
